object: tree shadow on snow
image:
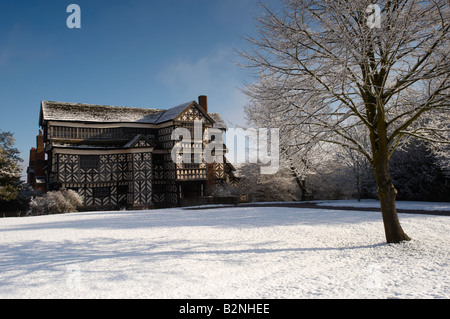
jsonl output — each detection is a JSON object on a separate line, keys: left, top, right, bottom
{"left": 0, "top": 235, "right": 386, "bottom": 290}
{"left": 0, "top": 207, "right": 384, "bottom": 233}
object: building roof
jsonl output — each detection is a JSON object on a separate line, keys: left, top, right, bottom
{"left": 123, "top": 134, "right": 157, "bottom": 148}
{"left": 209, "top": 113, "right": 227, "bottom": 130}
{"left": 39, "top": 99, "right": 227, "bottom": 130}
{"left": 40, "top": 101, "right": 164, "bottom": 125}
{"left": 154, "top": 101, "right": 192, "bottom": 124}
{"left": 39, "top": 101, "right": 199, "bottom": 125}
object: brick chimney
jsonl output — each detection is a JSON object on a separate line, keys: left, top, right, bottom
{"left": 198, "top": 95, "right": 208, "bottom": 113}
{"left": 27, "top": 130, "right": 47, "bottom": 191}
{"left": 36, "top": 129, "right": 44, "bottom": 160}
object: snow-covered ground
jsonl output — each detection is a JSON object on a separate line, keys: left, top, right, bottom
{"left": 243, "top": 199, "right": 450, "bottom": 211}
{"left": 0, "top": 201, "right": 449, "bottom": 299}
{"left": 315, "top": 199, "right": 450, "bottom": 211}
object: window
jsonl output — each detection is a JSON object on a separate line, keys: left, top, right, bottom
{"left": 50, "top": 126, "right": 157, "bottom": 140}
{"left": 79, "top": 155, "right": 100, "bottom": 169}
{"left": 117, "top": 185, "right": 128, "bottom": 195}
{"left": 93, "top": 187, "right": 110, "bottom": 198}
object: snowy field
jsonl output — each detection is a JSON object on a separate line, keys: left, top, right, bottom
{"left": 243, "top": 199, "right": 450, "bottom": 211}
{"left": 315, "top": 199, "right": 450, "bottom": 211}
{"left": 0, "top": 201, "right": 449, "bottom": 299}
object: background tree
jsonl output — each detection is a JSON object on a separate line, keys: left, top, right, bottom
{"left": 240, "top": 0, "right": 450, "bottom": 243}
{"left": 334, "top": 126, "right": 375, "bottom": 201}
{"left": 211, "top": 163, "right": 303, "bottom": 202}
{"left": 390, "top": 140, "right": 450, "bottom": 201}
{"left": 244, "top": 91, "right": 320, "bottom": 201}
{"left": 246, "top": 96, "right": 376, "bottom": 201}
{"left": 0, "top": 130, "right": 22, "bottom": 203}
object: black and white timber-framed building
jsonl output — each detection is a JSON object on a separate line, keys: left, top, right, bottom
{"left": 30, "top": 96, "right": 237, "bottom": 210}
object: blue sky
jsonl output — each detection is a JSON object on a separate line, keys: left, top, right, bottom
{"left": 0, "top": 0, "right": 263, "bottom": 177}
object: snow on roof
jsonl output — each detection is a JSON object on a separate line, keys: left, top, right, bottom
{"left": 154, "top": 101, "right": 194, "bottom": 124}
{"left": 41, "top": 101, "right": 164, "bottom": 124}
{"left": 51, "top": 141, "right": 127, "bottom": 149}
{"left": 209, "top": 113, "right": 227, "bottom": 129}
{"left": 40, "top": 100, "right": 220, "bottom": 127}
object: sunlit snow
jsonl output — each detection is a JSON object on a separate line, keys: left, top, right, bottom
{"left": 0, "top": 201, "right": 448, "bottom": 299}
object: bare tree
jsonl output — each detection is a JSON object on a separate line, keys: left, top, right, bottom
{"left": 244, "top": 84, "right": 336, "bottom": 201}
{"left": 240, "top": 0, "right": 450, "bottom": 243}
{"left": 334, "top": 125, "right": 375, "bottom": 201}
{"left": 0, "top": 131, "right": 22, "bottom": 202}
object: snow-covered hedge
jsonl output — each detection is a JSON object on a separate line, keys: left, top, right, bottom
{"left": 28, "top": 190, "right": 82, "bottom": 216}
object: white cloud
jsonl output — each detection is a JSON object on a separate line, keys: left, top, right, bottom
{"left": 158, "top": 47, "right": 249, "bottom": 126}
{"left": 159, "top": 47, "right": 231, "bottom": 91}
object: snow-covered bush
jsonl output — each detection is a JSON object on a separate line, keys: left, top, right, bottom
{"left": 208, "top": 183, "right": 239, "bottom": 197}
{"left": 29, "top": 190, "right": 83, "bottom": 216}
{"left": 234, "top": 164, "right": 302, "bottom": 202}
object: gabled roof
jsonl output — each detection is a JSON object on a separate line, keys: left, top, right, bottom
{"left": 39, "top": 100, "right": 218, "bottom": 126}
{"left": 169, "top": 101, "right": 215, "bottom": 124}
{"left": 124, "top": 134, "right": 156, "bottom": 149}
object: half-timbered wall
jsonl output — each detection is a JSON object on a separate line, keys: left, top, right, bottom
{"left": 57, "top": 153, "right": 131, "bottom": 184}
{"left": 173, "top": 104, "right": 212, "bottom": 183}
{"left": 151, "top": 153, "right": 178, "bottom": 205}
{"left": 178, "top": 105, "right": 209, "bottom": 123}
{"left": 154, "top": 126, "right": 178, "bottom": 205}
{"left": 130, "top": 152, "right": 152, "bottom": 207}
{"left": 55, "top": 151, "right": 152, "bottom": 209}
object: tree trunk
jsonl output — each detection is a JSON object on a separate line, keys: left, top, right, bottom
{"left": 374, "top": 155, "right": 411, "bottom": 243}
{"left": 367, "top": 92, "right": 411, "bottom": 243}
{"left": 356, "top": 174, "right": 361, "bottom": 202}
{"left": 290, "top": 164, "right": 308, "bottom": 201}
{"left": 298, "top": 178, "right": 307, "bottom": 201}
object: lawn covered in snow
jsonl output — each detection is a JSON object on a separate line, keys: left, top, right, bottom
{"left": 315, "top": 199, "right": 450, "bottom": 211}
{"left": 0, "top": 202, "right": 449, "bottom": 299}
